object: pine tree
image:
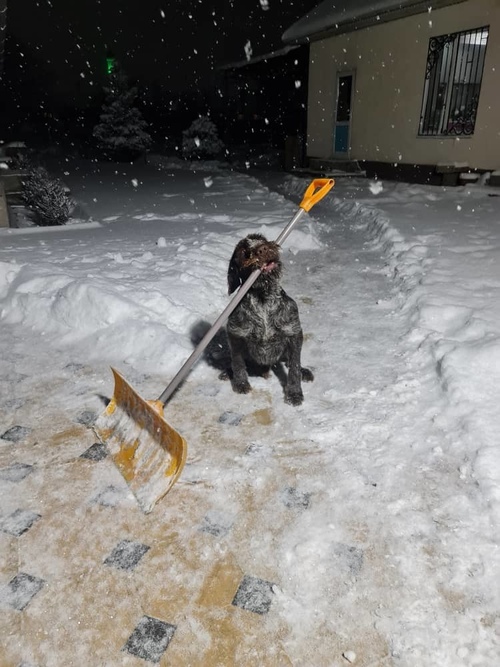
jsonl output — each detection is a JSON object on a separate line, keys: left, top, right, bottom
{"left": 93, "top": 64, "right": 151, "bottom": 161}
{"left": 182, "top": 115, "right": 225, "bottom": 160}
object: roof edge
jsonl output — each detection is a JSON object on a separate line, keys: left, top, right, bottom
{"left": 282, "top": 0, "right": 468, "bottom": 44}
{"left": 218, "top": 44, "right": 300, "bottom": 71}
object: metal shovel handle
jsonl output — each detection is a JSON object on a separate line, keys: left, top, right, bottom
{"left": 157, "top": 178, "right": 335, "bottom": 405}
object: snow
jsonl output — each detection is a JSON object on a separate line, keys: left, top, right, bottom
{"left": 1, "top": 158, "right": 500, "bottom": 664}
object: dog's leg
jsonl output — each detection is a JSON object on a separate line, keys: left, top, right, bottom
{"left": 228, "top": 335, "right": 252, "bottom": 394}
{"left": 281, "top": 363, "right": 314, "bottom": 384}
{"left": 284, "top": 334, "right": 304, "bottom": 406}
{"left": 271, "top": 361, "right": 288, "bottom": 389}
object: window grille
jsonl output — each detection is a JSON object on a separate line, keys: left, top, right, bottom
{"left": 419, "top": 26, "right": 489, "bottom": 136}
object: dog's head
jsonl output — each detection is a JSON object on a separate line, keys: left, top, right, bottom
{"left": 227, "top": 233, "right": 282, "bottom": 295}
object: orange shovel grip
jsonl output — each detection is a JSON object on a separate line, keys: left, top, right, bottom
{"left": 299, "top": 178, "right": 335, "bottom": 212}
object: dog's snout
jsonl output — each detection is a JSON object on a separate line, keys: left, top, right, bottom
{"left": 256, "top": 242, "right": 279, "bottom": 261}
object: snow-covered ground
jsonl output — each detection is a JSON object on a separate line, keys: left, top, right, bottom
{"left": 1, "top": 158, "right": 499, "bottom": 666}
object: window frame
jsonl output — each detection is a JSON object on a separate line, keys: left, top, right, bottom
{"left": 418, "top": 25, "right": 489, "bottom": 138}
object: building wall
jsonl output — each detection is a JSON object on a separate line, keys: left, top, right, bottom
{"left": 307, "top": 0, "right": 500, "bottom": 170}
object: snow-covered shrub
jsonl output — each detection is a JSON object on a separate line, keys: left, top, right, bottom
{"left": 93, "top": 64, "right": 151, "bottom": 162}
{"left": 182, "top": 115, "right": 224, "bottom": 160}
{"left": 22, "top": 166, "right": 73, "bottom": 226}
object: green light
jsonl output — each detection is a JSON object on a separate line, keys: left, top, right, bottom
{"left": 106, "top": 57, "right": 115, "bottom": 75}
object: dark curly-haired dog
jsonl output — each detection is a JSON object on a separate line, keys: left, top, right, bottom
{"left": 223, "top": 233, "right": 313, "bottom": 406}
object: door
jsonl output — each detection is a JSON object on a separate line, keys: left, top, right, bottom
{"left": 334, "top": 72, "right": 354, "bottom": 155}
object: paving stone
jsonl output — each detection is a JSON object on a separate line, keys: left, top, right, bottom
{"left": 200, "top": 510, "right": 234, "bottom": 538}
{"left": 0, "top": 572, "right": 45, "bottom": 611}
{"left": 80, "top": 442, "right": 108, "bottom": 461}
{"left": 2, "top": 370, "right": 27, "bottom": 383}
{"left": 232, "top": 574, "right": 275, "bottom": 615}
{"left": 104, "top": 540, "right": 150, "bottom": 571}
{"left": 1, "top": 425, "right": 32, "bottom": 443}
{"left": 194, "top": 384, "right": 220, "bottom": 397}
{"left": 91, "top": 484, "right": 128, "bottom": 507}
{"left": 218, "top": 411, "right": 243, "bottom": 426}
{"left": 76, "top": 410, "right": 96, "bottom": 426}
{"left": 64, "top": 362, "right": 86, "bottom": 372}
{"left": 244, "top": 442, "right": 272, "bottom": 457}
{"left": 332, "top": 543, "right": 364, "bottom": 576}
{"left": 281, "top": 486, "right": 311, "bottom": 510}
{"left": 0, "top": 509, "right": 41, "bottom": 536}
{"left": 123, "top": 615, "right": 176, "bottom": 663}
{"left": 5, "top": 398, "right": 26, "bottom": 410}
{"left": 0, "top": 463, "right": 35, "bottom": 483}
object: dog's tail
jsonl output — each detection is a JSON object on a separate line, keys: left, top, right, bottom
{"left": 189, "top": 320, "right": 231, "bottom": 371}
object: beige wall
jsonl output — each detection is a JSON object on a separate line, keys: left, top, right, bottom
{"left": 307, "top": 0, "right": 500, "bottom": 170}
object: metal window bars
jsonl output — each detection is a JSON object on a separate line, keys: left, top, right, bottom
{"left": 419, "top": 26, "right": 489, "bottom": 137}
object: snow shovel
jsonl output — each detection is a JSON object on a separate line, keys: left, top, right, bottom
{"left": 93, "top": 178, "right": 335, "bottom": 512}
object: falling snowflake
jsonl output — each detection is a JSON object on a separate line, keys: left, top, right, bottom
{"left": 259, "top": 0, "right": 270, "bottom": 9}
{"left": 204, "top": 176, "right": 213, "bottom": 188}
{"left": 369, "top": 181, "right": 384, "bottom": 195}
{"left": 131, "top": 179, "right": 139, "bottom": 188}
{"left": 244, "top": 40, "right": 253, "bottom": 61}
{"left": 295, "top": 80, "right": 301, "bottom": 89}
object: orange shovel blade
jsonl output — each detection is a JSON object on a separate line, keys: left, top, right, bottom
{"left": 93, "top": 368, "right": 187, "bottom": 513}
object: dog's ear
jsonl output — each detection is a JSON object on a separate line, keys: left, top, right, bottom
{"left": 227, "top": 244, "right": 244, "bottom": 294}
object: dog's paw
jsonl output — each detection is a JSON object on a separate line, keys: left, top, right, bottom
{"left": 301, "top": 367, "right": 314, "bottom": 382}
{"left": 232, "top": 379, "right": 252, "bottom": 394}
{"left": 218, "top": 370, "right": 231, "bottom": 381}
{"left": 285, "top": 388, "right": 304, "bottom": 406}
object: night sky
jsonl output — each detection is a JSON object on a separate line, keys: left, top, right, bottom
{"left": 7, "top": 0, "right": 317, "bottom": 98}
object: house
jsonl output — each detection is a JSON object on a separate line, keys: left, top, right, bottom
{"left": 283, "top": 0, "right": 500, "bottom": 183}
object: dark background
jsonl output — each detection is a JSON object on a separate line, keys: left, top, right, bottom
{"left": 2, "top": 0, "right": 318, "bottom": 149}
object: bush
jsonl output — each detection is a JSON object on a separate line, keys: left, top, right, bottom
{"left": 22, "top": 166, "right": 73, "bottom": 226}
{"left": 182, "top": 115, "right": 224, "bottom": 160}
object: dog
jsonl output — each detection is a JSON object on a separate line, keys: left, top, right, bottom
{"left": 223, "top": 233, "right": 313, "bottom": 406}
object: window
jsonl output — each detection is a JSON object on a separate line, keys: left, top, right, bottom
{"left": 419, "top": 26, "right": 489, "bottom": 137}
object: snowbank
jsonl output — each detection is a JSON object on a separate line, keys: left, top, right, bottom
{"left": 285, "top": 174, "right": 500, "bottom": 523}
{"left": 0, "top": 166, "right": 323, "bottom": 377}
